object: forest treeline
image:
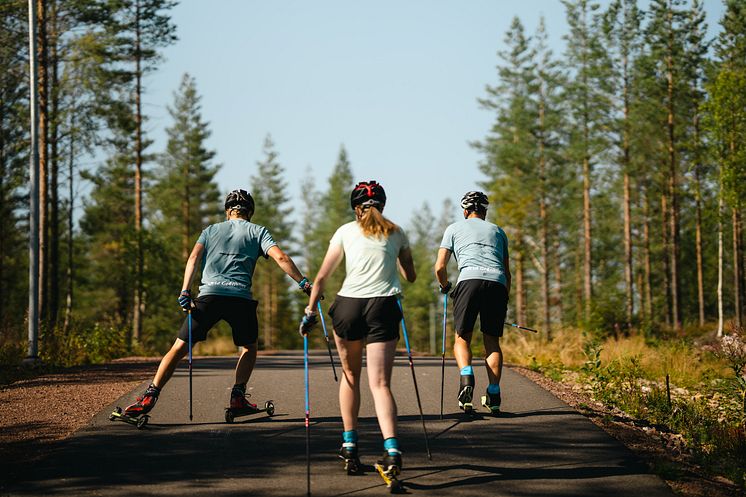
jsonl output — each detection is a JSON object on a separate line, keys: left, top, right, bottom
{"left": 0, "top": 0, "right": 744, "bottom": 363}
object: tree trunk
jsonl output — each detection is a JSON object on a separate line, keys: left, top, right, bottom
{"left": 63, "top": 110, "right": 74, "bottom": 333}
{"left": 643, "top": 191, "right": 653, "bottom": 321}
{"left": 49, "top": 0, "right": 59, "bottom": 329}
{"left": 694, "top": 164, "right": 705, "bottom": 327}
{"left": 717, "top": 191, "right": 724, "bottom": 337}
{"left": 622, "top": 51, "right": 633, "bottom": 330}
{"left": 132, "top": 0, "right": 143, "bottom": 345}
{"left": 661, "top": 192, "right": 671, "bottom": 328}
{"left": 37, "top": 0, "right": 49, "bottom": 330}
{"left": 575, "top": 244, "right": 583, "bottom": 326}
{"left": 583, "top": 151, "right": 592, "bottom": 324}
{"left": 733, "top": 207, "right": 742, "bottom": 328}
{"left": 553, "top": 237, "right": 563, "bottom": 329}
{"left": 538, "top": 93, "right": 551, "bottom": 338}
{"left": 666, "top": 5, "right": 681, "bottom": 332}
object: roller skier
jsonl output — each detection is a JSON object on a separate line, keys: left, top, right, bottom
{"left": 434, "top": 191, "right": 511, "bottom": 414}
{"left": 117, "top": 189, "right": 312, "bottom": 424}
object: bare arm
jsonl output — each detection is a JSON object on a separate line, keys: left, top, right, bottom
{"left": 181, "top": 243, "right": 205, "bottom": 291}
{"left": 267, "top": 245, "right": 305, "bottom": 284}
{"left": 434, "top": 247, "right": 451, "bottom": 288}
{"left": 398, "top": 247, "right": 416, "bottom": 283}
{"left": 307, "top": 243, "right": 344, "bottom": 311}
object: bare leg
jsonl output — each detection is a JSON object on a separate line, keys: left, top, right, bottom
{"left": 235, "top": 344, "right": 257, "bottom": 385}
{"left": 483, "top": 334, "right": 503, "bottom": 385}
{"left": 453, "top": 332, "right": 473, "bottom": 370}
{"left": 365, "top": 339, "right": 398, "bottom": 440}
{"left": 152, "top": 338, "right": 189, "bottom": 389}
{"left": 335, "top": 334, "right": 364, "bottom": 432}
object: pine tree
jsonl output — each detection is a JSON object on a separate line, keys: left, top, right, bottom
{"left": 308, "top": 145, "right": 355, "bottom": 303}
{"left": 250, "top": 135, "right": 295, "bottom": 349}
{"left": 475, "top": 16, "right": 537, "bottom": 326}
{"left": 562, "top": 0, "right": 612, "bottom": 326}
{"left": 706, "top": 0, "right": 746, "bottom": 332}
{"left": 148, "top": 73, "right": 221, "bottom": 345}
{"left": 603, "top": 0, "right": 643, "bottom": 330}
{"left": 0, "top": 0, "right": 30, "bottom": 336}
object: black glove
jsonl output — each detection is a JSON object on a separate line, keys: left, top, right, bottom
{"left": 299, "top": 307, "right": 318, "bottom": 336}
{"left": 178, "top": 289, "right": 193, "bottom": 311}
{"left": 439, "top": 282, "right": 452, "bottom": 294}
{"left": 298, "top": 277, "right": 313, "bottom": 296}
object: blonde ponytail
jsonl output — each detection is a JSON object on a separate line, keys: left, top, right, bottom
{"left": 355, "top": 205, "right": 397, "bottom": 238}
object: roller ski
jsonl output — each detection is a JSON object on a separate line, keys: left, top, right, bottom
{"left": 375, "top": 450, "right": 404, "bottom": 494}
{"left": 481, "top": 389, "right": 501, "bottom": 415}
{"left": 224, "top": 385, "right": 275, "bottom": 423}
{"left": 109, "top": 384, "right": 160, "bottom": 429}
{"left": 457, "top": 374, "right": 475, "bottom": 414}
{"left": 339, "top": 443, "right": 363, "bottom": 475}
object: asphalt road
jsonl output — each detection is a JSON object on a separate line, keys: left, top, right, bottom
{"left": 4, "top": 351, "right": 674, "bottom": 497}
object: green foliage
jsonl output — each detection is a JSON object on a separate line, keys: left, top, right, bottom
{"left": 41, "top": 320, "right": 131, "bottom": 367}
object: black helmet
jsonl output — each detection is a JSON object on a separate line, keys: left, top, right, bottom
{"left": 225, "top": 189, "right": 254, "bottom": 214}
{"left": 350, "top": 180, "right": 386, "bottom": 210}
{"left": 461, "top": 191, "right": 489, "bottom": 212}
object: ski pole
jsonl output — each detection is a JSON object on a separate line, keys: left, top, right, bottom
{"left": 317, "top": 302, "right": 338, "bottom": 382}
{"left": 396, "top": 297, "right": 432, "bottom": 460}
{"left": 505, "top": 322, "right": 538, "bottom": 333}
{"left": 303, "top": 332, "right": 311, "bottom": 497}
{"left": 440, "top": 293, "right": 447, "bottom": 420}
{"left": 188, "top": 308, "right": 193, "bottom": 421}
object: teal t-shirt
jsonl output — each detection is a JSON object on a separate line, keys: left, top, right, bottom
{"left": 439, "top": 218, "right": 509, "bottom": 286}
{"left": 196, "top": 219, "right": 277, "bottom": 300}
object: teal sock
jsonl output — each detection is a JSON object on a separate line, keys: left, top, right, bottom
{"left": 460, "top": 365, "right": 473, "bottom": 376}
{"left": 383, "top": 437, "right": 400, "bottom": 454}
{"left": 487, "top": 383, "right": 501, "bottom": 394}
{"left": 343, "top": 430, "right": 358, "bottom": 444}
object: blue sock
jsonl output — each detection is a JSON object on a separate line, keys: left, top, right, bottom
{"left": 487, "top": 383, "right": 501, "bottom": 394}
{"left": 343, "top": 430, "right": 358, "bottom": 444}
{"left": 383, "top": 437, "right": 400, "bottom": 454}
{"left": 460, "top": 365, "right": 473, "bottom": 376}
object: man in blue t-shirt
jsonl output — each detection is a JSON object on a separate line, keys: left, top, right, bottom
{"left": 434, "top": 191, "right": 511, "bottom": 414}
{"left": 124, "top": 189, "right": 312, "bottom": 417}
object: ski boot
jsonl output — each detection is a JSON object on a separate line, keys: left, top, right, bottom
{"left": 375, "top": 450, "right": 404, "bottom": 493}
{"left": 338, "top": 442, "right": 362, "bottom": 475}
{"left": 224, "top": 385, "right": 274, "bottom": 423}
{"left": 109, "top": 384, "right": 160, "bottom": 429}
{"left": 481, "top": 389, "right": 501, "bottom": 414}
{"left": 457, "top": 374, "right": 475, "bottom": 413}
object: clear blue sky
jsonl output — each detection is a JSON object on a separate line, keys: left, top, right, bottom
{"left": 145, "top": 0, "right": 726, "bottom": 229}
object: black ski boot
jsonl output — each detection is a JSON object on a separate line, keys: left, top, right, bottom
{"left": 481, "top": 389, "right": 501, "bottom": 414}
{"left": 375, "top": 450, "right": 403, "bottom": 493}
{"left": 457, "top": 374, "right": 475, "bottom": 412}
{"left": 339, "top": 443, "right": 362, "bottom": 475}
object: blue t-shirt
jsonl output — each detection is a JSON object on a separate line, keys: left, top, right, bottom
{"left": 439, "top": 218, "right": 509, "bottom": 287}
{"left": 196, "top": 219, "right": 277, "bottom": 300}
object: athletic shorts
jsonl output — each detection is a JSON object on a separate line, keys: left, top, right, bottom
{"left": 177, "top": 295, "right": 259, "bottom": 346}
{"left": 328, "top": 295, "right": 402, "bottom": 343}
{"left": 451, "top": 279, "right": 508, "bottom": 338}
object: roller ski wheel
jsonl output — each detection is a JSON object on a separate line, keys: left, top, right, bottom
{"left": 224, "top": 400, "right": 275, "bottom": 423}
{"left": 109, "top": 407, "right": 150, "bottom": 429}
{"left": 375, "top": 463, "right": 404, "bottom": 494}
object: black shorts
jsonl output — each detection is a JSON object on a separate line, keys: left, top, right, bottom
{"left": 328, "top": 295, "right": 402, "bottom": 343}
{"left": 451, "top": 280, "right": 508, "bottom": 338}
{"left": 177, "top": 295, "right": 259, "bottom": 346}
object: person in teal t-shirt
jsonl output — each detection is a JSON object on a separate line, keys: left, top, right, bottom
{"left": 124, "top": 189, "right": 312, "bottom": 417}
{"left": 434, "top": 191, "right": 511, "bottom": 414}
